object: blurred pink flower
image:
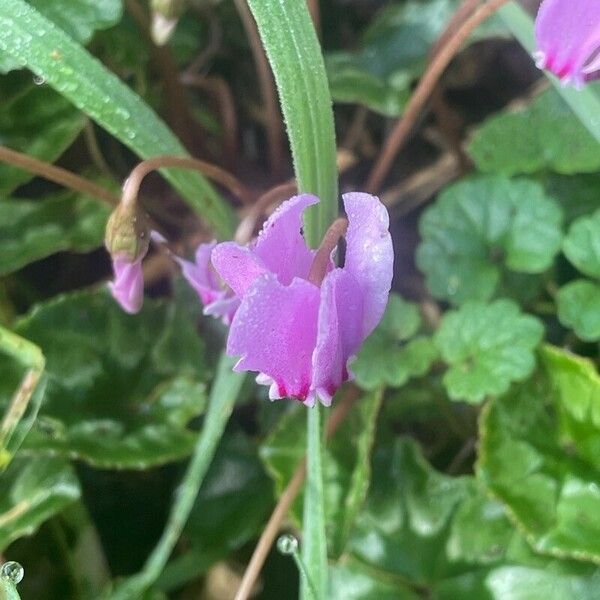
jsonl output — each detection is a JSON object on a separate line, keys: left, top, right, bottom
{"left": 175, "top": 242, "right": 239, "bottom": 325}
{"left": 534, "top": 0, "right": 600, "bottom": 88}
{"left": 109, "top": 256, "right": 144, "bottom": 314}
{"left": 211, "top": 193, "right": 393, "bottom": 407}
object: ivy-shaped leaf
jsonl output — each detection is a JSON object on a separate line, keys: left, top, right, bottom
{"left": 468, "top": 89, "right": 600, "bottom": 175}
{"left": 353, "top": 294, "right": 438, "bottom": 390}
{"left": 417, "top": 175, "right": 563, "bottom": 305}
{"left": 435, "top": 299, "right": 544, "bottom": 403}
{"left": 0, "top": 457, "right": 80, "bottom": 552}
{"left": 478, "top": 346, "right": 600, "bottom": 563}
{"left": 0, "top": 190, "right": 110, "bottom": 275}
{"left": 339, "top": 438, "right": 600, "bottom": 599}
{"left": 14, "top": 290, "right": 209, "bottom": 469}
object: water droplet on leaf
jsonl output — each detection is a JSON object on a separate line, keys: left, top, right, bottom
{"left": 277, "top": 534, "right": 299, "bottom": 556}
{"left": 1, "top": 562, "right": 24, "bottom": 585}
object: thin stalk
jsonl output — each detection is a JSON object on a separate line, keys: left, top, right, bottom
{"left": 302, "top": 404, "right": 327, "bottom": 599}
{"left": 121, "top": 155, "right": 253, "bottom": 209}
{"left": 106, "top": 356, "right": 245, "bottom": 600}
{"left": 0, "top": 146, "right": 118, "bottom": 206}
{"left": 366, "top": 0, "right": 510, "bottom": 193}
{"left": 234, "top": 387, "right": 358, "bottom": 600}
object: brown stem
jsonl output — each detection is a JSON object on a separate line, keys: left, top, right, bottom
{"left": 233, "top": 0, "right": 284, "bottom": 177}
{"left": 366, "top": 0, "right": 510, "bottom": 193}
{"left": 307, "top": 218, "right": 348, "bottom": 286}
{"left": 234, "top": 386, "right": 360, "bottom": 600}
{"left": 121, "top": 155, "right": 253, "bottom": 209}
{"left": 235, "top": 182, "right": 298, "bottom": 244}
{"left": 429, "top": 0, "right": 481, "bottom": 61}
{"left": 83, "top": 120, "right": 115, "bottom": 180}
{"left": 125, "top": 0, "right": 198, "bottom": 151}
{"left": 0, "top": 146, "right": 119, "bottom": 206}
{"left": 0, "top": 369, "right": 41, "bottom": 448}
{"left": 181, "top": 74, "right": 239, "bottom": 170}
{"left": 307, "top": 0, "right": 321, "bottom": 37}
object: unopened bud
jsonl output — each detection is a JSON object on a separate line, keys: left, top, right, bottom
{"left": 105, "top": 203, "right": 150, "bottom": 262}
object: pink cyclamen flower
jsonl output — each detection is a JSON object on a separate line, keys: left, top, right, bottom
{"left": 211, "top": 192, "right": 393, "bottom": 407}
{"left": 109, "top": 256, "right": 144, "bottom": 314}
{"left": 175, "top": 241, "right": 240, "bottom": 325}
{"left": 534, "top": 0, "right": 600, "bottom": 88}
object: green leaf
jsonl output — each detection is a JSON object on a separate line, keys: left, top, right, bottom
{"left": 0, "top": 84, "right": 86, "bottom": 194}
{"left": 246, "top": 0, "right": 337, "bottom": 244}
{"left": 468, "top": 89, "right": 600, "bottom": 175}
{"left": 0, "top": 0, "right": 122, "bottom": 72}
{"left": 435, "top": 299, "right": 544, "bottom": 403}
{"left": 260, "top": 389, "right": 382, "bottom": 557}
{"left": 557, "top": 280, "right": 600, "bottom": 342}
{"left": 545, "top": 174, "right": 600, "bottom": 224}
{"left": 343, "top": 437, "right": 600, "bottom": 599}
{"left": 0, "top": 190, "right": 110, "bottom": 275}
{"left": 0, "top": 457, "right": 80, "bottom": 552}
{"left": 0, "top": 0, "right": 234, "bottom": 237}
{"left": 14, "top": 290, "right": 209, "bottom": 469}
{"left": 159, "top": 433, "right": 274, "bottom": 589}
{"left": 499, "top": 2, "right": 600, "bottom": 144}
{"left": 478, "top": 345, "right": 600, "bottom": 562}
{"left": 417, "top": 175, "right": 563, "bottom": 304}
{"left": 325, "top": 0, "right": 506, "bottom": 117}
{"left": 563, "top": 209, "right": 600, "bottom": 280}
{"left": 353, "top": 294, "right": 437, "bottom": 390}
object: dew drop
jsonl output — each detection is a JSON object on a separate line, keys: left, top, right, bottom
{"left": 32, "top": 74, "right": 45, "bottom": 85}
{"left": 1, "top": 561, "right": 24, "bottom": 585}
{"left": 277, "top": 534, "right": 299, "bottom": 556}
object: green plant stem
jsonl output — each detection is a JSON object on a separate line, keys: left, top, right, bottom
{"left": 303, "top": 403, "right": 328, "bottom": 599}
{"left": 246, "top": 2, "right": 338, "bottom": 598}
{"left": 106, "top": 355, "right": 245, "bottom": 600}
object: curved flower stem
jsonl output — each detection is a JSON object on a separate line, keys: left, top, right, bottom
{"left": 0, "top": 145, "right": 119, "bottom": 206}
{"left": 105, "top": 355, "right": 245, "bottom": 600}
{"left": 308, "top": 218, "right": 348, "bottom": 286}
{"left": 366, "top": 0, "right": 510, "bottom": 193}
{"left": 121, "top": 155, "right": 253, "bottom": 209}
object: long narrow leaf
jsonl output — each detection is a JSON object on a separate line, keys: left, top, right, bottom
{"left": 500, "top": 2, "right": 600, "bottom": 144}
{"left": 0, "top": 0, "right": 235, "bottom": 237}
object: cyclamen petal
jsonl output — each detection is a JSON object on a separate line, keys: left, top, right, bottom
{"left": 535, "top": 0, "right": 600, "bottom": 87}
{"left": 109, "top": 256, "right": 144, "bottom": 314}
{"left": 176, "top": 241, "right": 239, "bottom": 324}
{"left": 212, "top": 193, "right": 394, "bottom": 407}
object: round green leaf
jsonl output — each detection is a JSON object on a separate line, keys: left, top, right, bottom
{"left": 353, "top": 294, "right": 438, "bottom": 390}
{"left": 557, "top": 280, "right": 600, "bottom": 342}
{"left": 468, "top": 89, "right": 600, "bottom": 175}
{"left": 417, "top": 176, "right": 563, "bottom": 305}
{"left": 563, "top": 209, "right": 600, "bottom": 280}
{"left": 435, "top": 299, "right": 544, "bottom": 403}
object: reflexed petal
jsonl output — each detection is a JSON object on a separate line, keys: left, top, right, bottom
{"left": 176, "top": 242, "right": 224, "bottom": 306}
{"left": 204, "top": 296, "right": 240, "bottom": 326}
{"left": 311, "top": 269, "right": 363, "bottom": 406}
{"left": 109, "top": 257, "right": 144, "bottom": 314}
{"left": 535, "top": 0, "right": 600, "bottom": 86}
{"left": 227, "top": 274, "right": 320, "bottom": 403}
{"left": 254, "top": 194, "right": 318, "bottom": 283}
{"left": 211, "top": 242, "right": 269, "bottom": 297}
{"left": 343, "top": 192, "right": 394, "bottom": 337}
